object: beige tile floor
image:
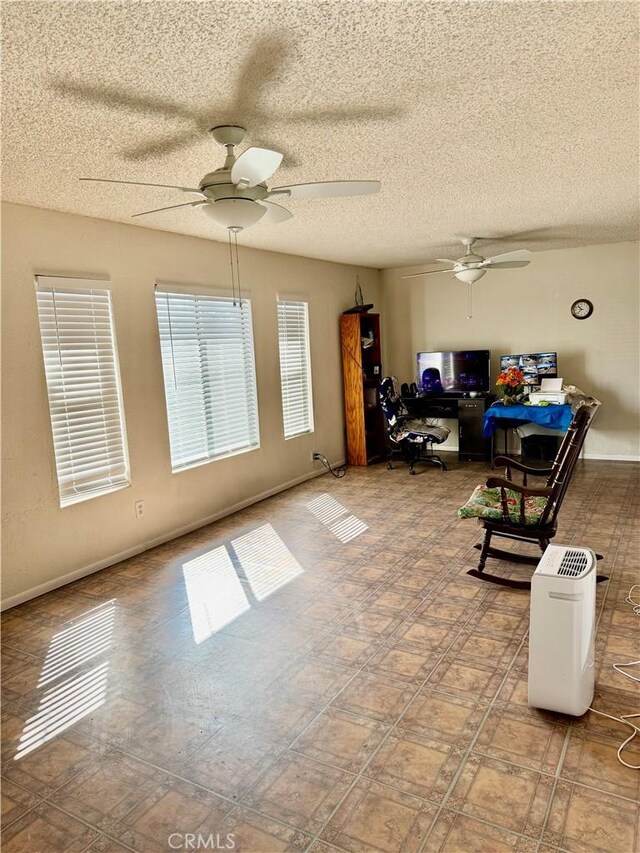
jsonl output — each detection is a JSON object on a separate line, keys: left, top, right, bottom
{"left": 1, "top": 456, "right": 639, "bottom": 853}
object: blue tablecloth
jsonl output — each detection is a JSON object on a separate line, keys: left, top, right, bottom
{"left": 482, "top": 402, "right": 573, "bottom": 438}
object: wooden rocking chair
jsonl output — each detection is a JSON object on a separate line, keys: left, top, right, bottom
{"left": 458, "top": 398, "right": 604, "bottom": 589}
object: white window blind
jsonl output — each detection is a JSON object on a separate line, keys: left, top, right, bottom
{"left": 155, "top": 290, "right": 260, "bottom": 470}
{"left": 35, "top": 280, "right": 130, "bottom": 507}
{"left": 277, "top": 300, "right": 314, "bottom": 438}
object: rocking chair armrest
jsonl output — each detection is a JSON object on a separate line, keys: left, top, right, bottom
{"left": 491, "top": 456, "right": 553, "bottom": 477}
{"left": 485, "top": 477, "right": 553, "bottom": 498}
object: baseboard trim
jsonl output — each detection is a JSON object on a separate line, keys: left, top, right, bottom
{"left": 582, "top": 453, "right": 640, "bottom": 462}
{"left": 1, "top": 460, "right": 346, "bottom": 611}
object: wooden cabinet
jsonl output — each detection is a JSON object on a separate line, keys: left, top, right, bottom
{"left": 340, "top": 313, "right": 386, "bottom": 465}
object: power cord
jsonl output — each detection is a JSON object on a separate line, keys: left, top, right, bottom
{"left": 588, "top": 584, "right": 640, "bottom": 770}
{"left": 585, "top": 709, "right": 639, "bottom": 770}
{"left": 313, "top": 452, "right": 347, "bottom": 478}
{"left": 625, "top": 583, "right": 640, "bottom": 615}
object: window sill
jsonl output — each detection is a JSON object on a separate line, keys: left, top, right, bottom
{"left": 60, "top": 480, "right": 131, "bottom": 508}
{"left": 171, "top": 442, "right": 261, "bottom": 473}
{"left": 284, "top": 428, "right": 315, "bottom": 441}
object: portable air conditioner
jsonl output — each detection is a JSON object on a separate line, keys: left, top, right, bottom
{"left": 528, "top": 544, "right": 597, "bottom": 716}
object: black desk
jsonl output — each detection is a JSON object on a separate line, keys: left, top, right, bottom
{"left": 403, "top": 395, "right": 494, "bottom": 461}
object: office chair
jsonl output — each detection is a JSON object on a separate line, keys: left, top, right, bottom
{"left": 379, "top": 376, "right": 450, "bottom": 473}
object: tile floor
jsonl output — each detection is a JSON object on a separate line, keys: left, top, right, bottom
{"left": 1, "top": 456, "right": 639, "bottom": 852}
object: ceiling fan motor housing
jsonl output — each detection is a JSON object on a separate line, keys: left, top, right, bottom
{"left": 199, "top": 170, "right": 268, "bottom": 200}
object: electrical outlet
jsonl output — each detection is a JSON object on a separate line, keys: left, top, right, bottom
{"left": 312, "top": 452, "right": 323, "bottom": 461}
{"left": 135, "top": 500, "right": 145, "bottom": 519}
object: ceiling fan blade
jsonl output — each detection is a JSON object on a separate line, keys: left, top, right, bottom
{"left": 401, "top": 269, "right": 455, "bottom": 279}
{"left": 270, "top": 180, "right": 381, "bottom": 200}
{"left": 251, "top": 136, "right": 301, "bottom": 168}
{"left": 231, "top": 147, "right": 283, "bottom": 188}
{"left": 435, "top": 258, "right": 460, "bottom": 265}
{"left": 484, "top": 249, "right": 532, "bottom": 265}
{"left": 80, "top": 178, "right": 202, "bottom": 193}
{"left": 131, "top": 201, "right": 206, "bottom": 218}
{"left": 256, "top": 200, "right": 293, "bottom": 224}
{"left": 482, "top": 260, "right": 531, "bottom": 269}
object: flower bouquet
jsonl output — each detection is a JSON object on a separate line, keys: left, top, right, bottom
{"left": 496, "top": 366, "right": 525, "bottom": 405}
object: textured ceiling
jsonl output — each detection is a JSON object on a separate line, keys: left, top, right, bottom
{"left": 2, "top": 1, "right": 638, "bottom": 268}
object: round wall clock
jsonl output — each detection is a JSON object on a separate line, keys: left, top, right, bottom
{"left": 570, "top": 299, "right": 593, "bottom": 320}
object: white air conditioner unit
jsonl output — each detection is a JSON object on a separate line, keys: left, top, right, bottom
{"left": 528, "top": 544, "right": 597, "bottom": 716}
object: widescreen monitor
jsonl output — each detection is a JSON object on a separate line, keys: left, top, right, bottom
{"left": 417, "top": 350, "right": 490, "bottom": 395}
{"left": 500, "top": 352, "right": 558, "bottom": 386}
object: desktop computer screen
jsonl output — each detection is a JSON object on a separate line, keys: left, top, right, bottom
{"left": 499, "top": 352, "right": 558, "bottom": 386}
{"left": 417, "top": 350, "right": 491, "bottom": 394}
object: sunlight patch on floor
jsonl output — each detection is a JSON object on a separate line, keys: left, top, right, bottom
{"left": 183, "top": 546, "right": 251, "bottom": 643}
{"left": 15, "top": 601, "right": 115, "bottom": 761}
{"left": 38, "top": 601, "right": 115, "bottom": 687}
{"left": 306, "top": 493, "right": 368, "bottom": 543}
{"left": 15, "top": 662, "right": 109, "bottom": 760}
{"left": 232, "top": 523, "right": 303, "bottom": 601}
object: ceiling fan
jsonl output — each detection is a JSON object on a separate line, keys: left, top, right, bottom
{"left": 80, "top": 125, "right": 381, "bottom": 231}
{"left": 402, "top": 238, "right": 532, "bottom": 284}
{"left": 402, "top": 238, "right": 532, "bottom": 319}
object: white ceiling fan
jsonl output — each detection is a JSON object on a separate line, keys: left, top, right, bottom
{"left": 402, "top": 237, "right": 532, "bottom": 284}
{"left": 402, "top": 238, "right": 532, "bottom": 318}
{"left": 80, "top": 125, "right": 381, "bottom": 231}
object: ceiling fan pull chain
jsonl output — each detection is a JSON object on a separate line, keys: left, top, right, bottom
{"left": 228, "top": 228, "right": 237, "bottom": 306}
{"left": 468, "top": 282, "right": 473, "bottom": 319}
{"left": 233, "top": 229, "right": 242, "bottom": 309}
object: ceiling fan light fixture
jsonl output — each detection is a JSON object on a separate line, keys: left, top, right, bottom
{"left": 202, "top": 198, "right": 266, "bottom": 230}
{"left": 454, "top": 268, "right": 487, "bottom": 284}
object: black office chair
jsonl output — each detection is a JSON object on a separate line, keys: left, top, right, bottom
{"left": 379, "top": 377, "right": 450, "bottom": 473}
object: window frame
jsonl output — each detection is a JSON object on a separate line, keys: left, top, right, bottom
{"left": 155, "top": 287, "right": 261, "bottom": 472}
{"left": 277, "top": 298, "right": 315, "bottom": 440}
{"left": 34, "top": 276, "right": 131, "bottom": 507}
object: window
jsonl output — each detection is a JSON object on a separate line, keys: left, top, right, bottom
{"left": 35, "top": 278, "right": 130, "bottom": 506}
{"left": 155, "top": 289, "right": 259, "bottom": 470}
{"left": 277, "top": 300, "right": 314, "bottom": 438}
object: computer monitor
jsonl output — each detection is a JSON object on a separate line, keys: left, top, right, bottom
{"left": 416, "top": 350, "right": 491, "bottom": 394}
{"left": 499, "top": 352, "right": 558, "bottom": 386}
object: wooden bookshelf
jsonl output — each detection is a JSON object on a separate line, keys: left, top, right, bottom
{"left": 340, "top": 313, "right": 386, "bottom": 465}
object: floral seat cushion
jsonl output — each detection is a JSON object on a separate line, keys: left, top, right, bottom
{"left": 458, "top": 484, "right": 549, "bottom": 525}
{"left": 390, "top": 418, "right": 450, "bottom": 445}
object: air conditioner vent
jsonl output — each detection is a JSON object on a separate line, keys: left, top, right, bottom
{"left": 557, "top": 549, "right": 589, "bottom": 577}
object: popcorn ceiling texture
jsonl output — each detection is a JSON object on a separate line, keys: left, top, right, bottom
{"left": 1, "top": 1, "right": 638, "bottom": 267}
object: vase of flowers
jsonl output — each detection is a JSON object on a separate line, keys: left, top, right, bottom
{"left": 496, "top": 366, "right": 525, "bottom": 405}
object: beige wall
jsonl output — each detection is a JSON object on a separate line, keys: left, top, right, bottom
{"left": 380, "top": 241, "right": 640, "bottom": 460}
{"left": 1, "top": 202, "right": 381, "bottom": 607}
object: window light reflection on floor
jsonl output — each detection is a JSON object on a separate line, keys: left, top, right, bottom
{"left": 306, "top": 493, "right": 368, "bottom": 543}
{"left": 37, "top": 601, "right": 116, "bottom": 687}
{"left": 328, "top": 513, "right": 368, "bottom": 543}
{"left": 14, "top": 662, "right": 110, "bottom": 760}
{"left": 182, "top": 546, "right": 250, "bottom": 643}
{"left": 306, "top": 493, "right": 347, "bottom": 526}
{"left": 15, "top": 601, "right": 115, "bottom": 761}
{"left": 231, "top": 523, "right": 303, "bottom": 601}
